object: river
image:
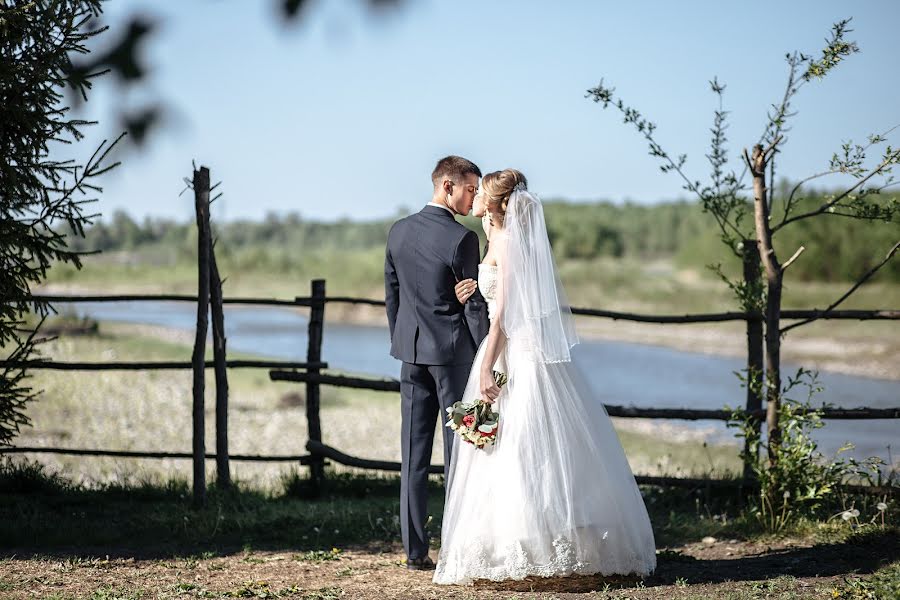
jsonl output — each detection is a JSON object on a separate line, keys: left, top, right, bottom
{"left": 59, "top": 301, "right": 900, "bottom": 469}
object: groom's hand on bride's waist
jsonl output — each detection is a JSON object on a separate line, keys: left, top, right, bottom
{"left": 455, "top": 278, "right": 477, "bottom": 304}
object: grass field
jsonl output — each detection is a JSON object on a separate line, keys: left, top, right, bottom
{"left": 0, "top": 460, "right": 897, "bottom": 599}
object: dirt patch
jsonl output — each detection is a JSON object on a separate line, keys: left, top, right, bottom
{"left": 2, "top": 534, "right": 896, "bottom": 599}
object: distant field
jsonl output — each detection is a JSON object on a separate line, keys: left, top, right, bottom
{"left": 44, "top": 248, "right": 900, "bottom": 312}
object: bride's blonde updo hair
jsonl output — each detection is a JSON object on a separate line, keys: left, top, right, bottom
{"left": 481, "top": 169, "right": 527, "bottom": 226}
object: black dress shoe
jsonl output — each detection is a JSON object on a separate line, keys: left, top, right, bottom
{"left": 406, "top": 556, "right": 436, "bottom": 571}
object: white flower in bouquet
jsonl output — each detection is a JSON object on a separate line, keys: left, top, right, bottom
{"left": 443, "top": 371, "right": 507, "bottom": 449}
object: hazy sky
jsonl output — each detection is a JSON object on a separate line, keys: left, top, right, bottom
{"left": 71, "top": 0, "right": 900, "bottom": 223}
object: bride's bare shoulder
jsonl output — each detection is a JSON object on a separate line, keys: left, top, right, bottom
{"left": 482, "top": 232, "right": 508, "bottom": 267}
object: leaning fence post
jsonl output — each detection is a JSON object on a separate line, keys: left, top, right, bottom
{"left": 742, "top": 239, "right": 764, "bottom": 483}
{"left": 191, "top": 165, "right": 211, "bottom": 507}
{"left": 210, "top": 240, "right": 230, "bottom": 489}
{"left": 305, "top": 279, "right": 326, "bottom": 492}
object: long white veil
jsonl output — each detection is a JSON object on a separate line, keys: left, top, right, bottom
{"left": 500, "top": 185, "right": 578, "bottom": 362}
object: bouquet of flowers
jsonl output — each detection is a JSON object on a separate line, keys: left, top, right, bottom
{"left": 445, "top": 371, "right": 508, "bottom": 449}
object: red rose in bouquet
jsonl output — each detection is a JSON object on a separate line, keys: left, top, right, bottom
{"left": 444, "top": 371, "right": 507, "bottom": 449}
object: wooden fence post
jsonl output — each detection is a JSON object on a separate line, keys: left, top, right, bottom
{"left": 210, "top": 241, "right": 230, "bottom": 489}
{"left": 742, "top": 239, "right": 764, "bottom": 482}
{"left": 191, "top": 165, "right": 211, "bottom": 507}
{"left": 305, "top": 279, "right": 327, "bottom": 493}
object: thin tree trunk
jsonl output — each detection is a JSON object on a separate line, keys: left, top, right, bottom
{"left": 210, "top": 241, "right": 230, "bottom": 489}
{"left": 191, "top": 166, "right": 211, "bottom": 507}
{"left": 764, "top": 275, "right": 783, "bottom": 462}
{"left": 742, "top": 240, "right": 764, "bottom": 481}
{"left": 750, "top": 145, "right": 783, "bottom": 466}
{"left": 305, "top": 279, "right": 326, "bottom": 494}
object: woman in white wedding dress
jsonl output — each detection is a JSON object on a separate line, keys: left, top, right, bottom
{"left": 433, "top": 169, "right": 657, "bottom": 585}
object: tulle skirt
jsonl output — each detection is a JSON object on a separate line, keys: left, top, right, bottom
{"left": 433, "top": 336, "right": 657, "bottom": 585}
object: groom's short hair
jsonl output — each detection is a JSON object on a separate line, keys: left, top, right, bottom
{"left": 431, "top": 156, "right": 482, "bottom": 186}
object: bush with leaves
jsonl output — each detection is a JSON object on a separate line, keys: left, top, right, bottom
{"left": 728, "top": 368, "right": 884, "bottom": 532}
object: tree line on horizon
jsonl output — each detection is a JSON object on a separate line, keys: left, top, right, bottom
{"left": 62, "top": 189, "right": 900, "bottom": 284}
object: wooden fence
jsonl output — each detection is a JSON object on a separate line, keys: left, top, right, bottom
{"left": 3, "top": 275, "right": 899, "bottom": 500}
{"left": 1, "top": 164, "right": 897, "bottom": 501}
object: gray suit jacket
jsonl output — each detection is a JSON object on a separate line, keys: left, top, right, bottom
{"left": 385, "top": 205, "right": 489, "bottom": 365}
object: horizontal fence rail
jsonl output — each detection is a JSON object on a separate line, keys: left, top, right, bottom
{"left": 269, "top": 370, "right": 900, "bottom": 421}
{"left": 0, "top": 446, "right": 312, "bottom": 463}
{"left": 270, "top": 370, "right": 401, "bottom": 392}
{"left": 19, "top": 294, "right": 314, "bottom": 307}
{"left": 9, "top": 294, "right": 900, "bottom": 323}
{"left": 322, "top": 296, "right": 388, "bottom": 307}
{"left": 306, "top": 440, "right": 752, "bottom": 488}
{"left": 602, "top": 405, "right": 900, "bottom": 421}
{"left": 321, "top": 297, "right": 900, "bottom": 323}
{"left": 306, "top": 441, "right": 895, "bottom": 496}
{"left": 570, "top": 308, "right": 900, "bottom": 323}
{"left": 2, "top": 360, "right": 327, "bottom": 371}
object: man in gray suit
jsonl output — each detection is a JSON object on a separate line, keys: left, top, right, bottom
{"left": 384, "top": 155, "right": 489, "bottom": 570}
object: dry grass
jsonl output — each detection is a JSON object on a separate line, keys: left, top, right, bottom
{"left": 15, "top": 323, "right": 741, "bottom": 489}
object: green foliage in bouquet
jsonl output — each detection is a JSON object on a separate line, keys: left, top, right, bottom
{"left": 445, "top": 371, "right": 507, "bottom": 449}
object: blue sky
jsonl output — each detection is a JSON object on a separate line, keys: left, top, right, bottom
{"left": 73, "top": 0, "right": 900, "bottom": 223}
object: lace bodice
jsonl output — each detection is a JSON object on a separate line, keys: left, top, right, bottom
{"left": 477, "top": 263, "right": 499, "bottom": 321}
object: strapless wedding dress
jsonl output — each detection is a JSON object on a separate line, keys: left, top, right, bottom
{"left": 433, "top": 263, "right": 657, "bottom": 585}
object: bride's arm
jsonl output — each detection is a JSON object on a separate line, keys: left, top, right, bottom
{"left": 479, "top": 238, "right": 507, "bottom": 403}
{"left": 479, "top": 318, "right": 506, "bottom": 403}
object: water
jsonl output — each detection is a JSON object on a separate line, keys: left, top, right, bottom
{"left": 59, "top": 301, "right": 900, "bottom": 467}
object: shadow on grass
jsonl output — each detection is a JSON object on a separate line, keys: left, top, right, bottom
{"left": 0, "top": 458, "right": 426, "bottom": 559}
{"left": 652, "top": 529, "right": 898, "bottom": 584}
{"left": 1, "top": 457, "right": 897, "bottom": 590}
{"left": 473, "top": 529, "right": 899, "bottom": 593}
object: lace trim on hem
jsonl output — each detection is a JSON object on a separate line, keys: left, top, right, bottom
{"left": 433, "top": 536, "right": 656, "bottom": 586}
{"left": 434, "top": 559, "right": 656, "bottom": 586}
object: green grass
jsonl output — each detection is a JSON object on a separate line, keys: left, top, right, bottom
{"left": 1, "top": 457, "right": 896, "bottom": 557}
{"left": 830, "top": 561, "right": 900, "bottom": 599}
{"left": 0, "top": 459, "right": 423, "bottom": 552}
{"left": 1, "top": 459, "right": 898, "bottom": 599}
{"left": 45, "top": 248, "right": 388, "bottom": 300}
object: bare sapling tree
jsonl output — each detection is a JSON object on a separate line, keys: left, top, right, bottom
{"left": 586, "top": 18, "right": 899, "bottom": 470}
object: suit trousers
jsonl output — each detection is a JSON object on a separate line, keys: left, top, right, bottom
{"left": 400, "top": 361, "right": 471, "bottom": 560}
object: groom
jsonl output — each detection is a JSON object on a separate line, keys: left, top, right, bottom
{"left": 384, "top": 155, "right": 489, "bottom": 570}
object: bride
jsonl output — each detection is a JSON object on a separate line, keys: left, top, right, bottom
{"left": 433, "top": 169, "right": 657, "bottom": 585}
